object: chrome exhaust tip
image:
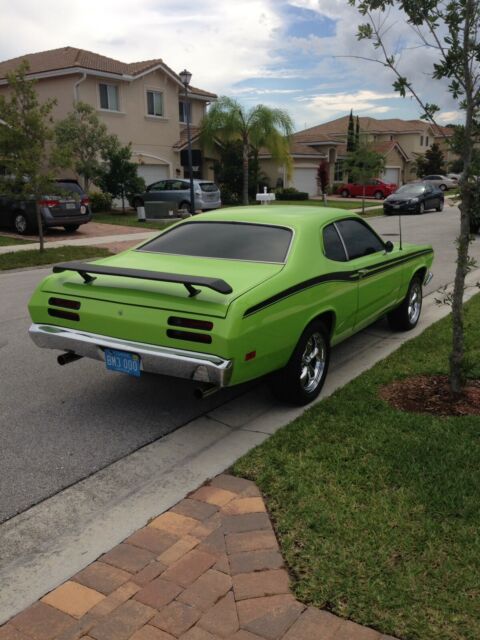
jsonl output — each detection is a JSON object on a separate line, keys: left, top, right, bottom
{"left": 194, "top": 384, "right": 220, "bottom": 400}
{"left": 57, "top": 351, "right": 83, "bottom": 366}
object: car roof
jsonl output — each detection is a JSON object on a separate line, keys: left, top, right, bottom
{"left": 191, "top": 205, "right": 362, "bottom": 230}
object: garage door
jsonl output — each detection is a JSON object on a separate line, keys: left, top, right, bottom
{"left": 137, "top": 164, "right": 169, "bottom": 187}
{"left": 293, "top": 168, "right": 318, "bottom": 196}
{"left": 382, "top": 167, "right": 400, "bottom": 185}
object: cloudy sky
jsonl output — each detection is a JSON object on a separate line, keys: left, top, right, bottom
{"left": 1, "top": 0, "right": 461, "bottom": 130}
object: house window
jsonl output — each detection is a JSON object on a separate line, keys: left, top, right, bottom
{"left": 425, "top": 135, "right": 429, "bottom": 146}
{"left": 147, "top": 90, "right": 164, "bottom": 117}
{"left": 179, "top": 100, "right": 191, "bottom": 123}
{"left": 334, "top": 160, "right": 344, "bottom": 182}
{"left": 99, "top": 84, "right": 119, "bottom": 111}
{"left": 420, "top": 135, "right": 424, "bottom": 146}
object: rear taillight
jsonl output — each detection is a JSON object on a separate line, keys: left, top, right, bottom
{"left": 48, "top": 308, "right": 80, "bottom": 322}
{"left": 167, "top": 329, "right": 212, "bottom": 344}
{"left": 49, "top": 297, "right": 81, "bottom": 310}
{"left": 39, "top": 199, "right": 60, "bottom": 208}
{"left": 81, "top": 197, "right": 90, "bottom": 206}
{"left": 168, "top": 316, "right": 213, "bottom": 331}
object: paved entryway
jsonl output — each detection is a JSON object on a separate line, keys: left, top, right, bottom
{"left": 1, "top": 474, "right": 397, "bottom": 640}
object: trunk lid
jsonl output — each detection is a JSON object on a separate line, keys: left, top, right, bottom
{"left": 41, "top": 250, "right": 284, "bottom": 318}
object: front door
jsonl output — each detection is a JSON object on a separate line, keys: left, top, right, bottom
{"left": 335, "top": 218, "right": 402, "bottom": 328}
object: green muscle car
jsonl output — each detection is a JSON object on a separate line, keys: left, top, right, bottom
{"left": 28, "top": 206, "right": 433, "bottom": 405}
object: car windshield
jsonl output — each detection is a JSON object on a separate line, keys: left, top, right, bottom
{"left": 139, "top": 221, "right": 292, "bottom": 263}
{"left": 395, "top": 185, "right": 425, "bottom": 195}
{"left": 198, "top": 183, "right": 218, "bottom": 192}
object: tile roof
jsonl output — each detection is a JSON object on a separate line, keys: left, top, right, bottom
{"left": 173, "top": 126, "right": 201, "bottom": 150}
{"left": 297, "top": 114, "right": 439, "bottom": 136}
{"left": 0, "top": 47, "right": 217, "bottom": 98}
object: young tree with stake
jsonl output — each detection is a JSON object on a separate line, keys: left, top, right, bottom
{"left": 349, "top": 0, "right": 480, "bottom": 396}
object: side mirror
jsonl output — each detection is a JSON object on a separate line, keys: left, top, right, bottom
{"left": 385, "top": 240, "right": 394, "bottom": 253}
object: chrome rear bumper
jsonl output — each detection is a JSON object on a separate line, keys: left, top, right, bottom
{"left": 29, "top": 323, "right": 233, "bottom": 387}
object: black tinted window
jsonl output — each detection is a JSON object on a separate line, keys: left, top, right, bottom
{"left": 55, "top": 181, "right": 83, "bottom": 195}
{"left": 336, "top": 219, "right": 384, "bottom": 260}
{"left": 140, "top": 222, "right": 292, "bottom": 262}
{"left": 149, "top": 181, "right": 166, "bottom": 191}
{"left": 199, "top": 183, "right": 219, "bottom": 192}
{"left": 323, "top": 224, "right": 346, "bottom": 262}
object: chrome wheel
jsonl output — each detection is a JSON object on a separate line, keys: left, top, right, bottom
{"left": 300, "top": 332, "right": 327, "bottom": 393}
{"left": 14, "top": 213, "right": 28, "bottom": 234}
{"left": 408, "top": 281, "right": 422, "bottom": 325}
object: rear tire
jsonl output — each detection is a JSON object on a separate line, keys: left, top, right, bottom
{"left": 64, "top": 224, "right": 79, "bottom": 233}
{"left": 179, "top": 200, "right": 190, "bottom": 212}
{"left": 439, "top": 184, "right": 447, "bottom": 191}
{"left": 12, "top": 211, "right": 31, "bottom": 235}
{"left": 340, "top": 189, "right": 350, "bottom": 198}
{"left": 270, "top": 321, "right": 330, "bottom": 406}
{"left": 374, "top": 191, "right": 383, "bottom": 200}
{"left": 387, "top": 276, "right": 423, "bottom": 331}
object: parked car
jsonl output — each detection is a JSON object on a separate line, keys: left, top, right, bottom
{"left": 420, "top": 174, "right": 457, "bottom": 190}
{"left": 384, "top": 183, "right": 444, "bottom": 215}
{"left": 0, "top": 179, "right": 92, "bottom": 235}
{"left": 131, "top": 179, "right": 221, "bottom": 212}
{"left": 447, "top": 173, "right": 461, "bottom": 182}
{"left": 337, "top": 179, "right": 397, "bottom": 199}
{"left": 28, "top": 207, "right": 434, "bottom": 405}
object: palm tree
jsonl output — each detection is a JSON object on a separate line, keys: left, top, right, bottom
{"left": 200, "top": 97, "right": 294, "bottom": 205}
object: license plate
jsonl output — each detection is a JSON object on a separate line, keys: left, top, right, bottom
{"left": 105, "top": 349, "right": 141, "bottom": 377}
{"left": 65, "top": 202, "right": 76, "bottom": 209}
{"left": 393, "top": 204, "right": 400, "bottom": 209}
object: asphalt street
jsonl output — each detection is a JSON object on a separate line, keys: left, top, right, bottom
{"left": 0, "top": 205, "right": 478, "bottom": 524}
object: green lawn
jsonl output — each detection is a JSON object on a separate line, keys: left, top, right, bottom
{"left": 0, "top": 235, "right": 33, "bottom": 246}
{"left": 276, "top": 200, "right": 383, "bottom": 217}
{"left": 234, "top": 295, "right": 480, "bottom": 640}
{"left": 0, "top": 246, "right": 113, "bottom": 271}
{"left": 92, "top": 211, "right": 177, "bottom": 230}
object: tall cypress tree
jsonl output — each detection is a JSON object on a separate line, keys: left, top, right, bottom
{"left": 355, "top": 116, "right": 360, "bottom": 149}
{"left": 347, "top": 109, "right": 355, "bottom": 152}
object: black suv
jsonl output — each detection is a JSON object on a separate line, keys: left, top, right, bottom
{"left": 0, "top": 179, "right": 92, "bottom": 234}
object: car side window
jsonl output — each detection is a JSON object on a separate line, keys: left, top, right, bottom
{"left": 335, "top": 219, "right": 385, "bottom": 260}
{"left": 149, "top": 181, "right": 166, "bottom": 192}
{"left": 323, "top": 224, "right": 347, "bottom": 262}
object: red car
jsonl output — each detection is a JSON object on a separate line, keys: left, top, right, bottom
{"left": 337, "top": 179, "right": 397, "bottom": 199}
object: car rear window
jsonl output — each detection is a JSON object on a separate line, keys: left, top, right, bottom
{"left": 55, "top": 181, "right": 84, "bottom": 195}
{"left": 199, "top": 183, "right": 219, "bottom": 192}
{"left": 139, "top": 221, "right": 292, "bottom": 262}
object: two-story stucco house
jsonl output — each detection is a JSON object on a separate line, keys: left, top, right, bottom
{"left": 290, "top": 115, "right": 454, "bottom": 190}
{"left": 0, "top": 47, "right": 217, "bottom": 186}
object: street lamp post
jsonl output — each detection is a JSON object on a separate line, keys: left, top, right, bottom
{"left": 179, "top": 69, "right": 195, "bottom": 215}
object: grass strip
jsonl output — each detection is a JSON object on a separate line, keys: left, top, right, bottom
{"left": 0, "top": 246, "right": 113, "bottom": 271}
{"left": 92, "top": 212, "right": 177, "bottom": 230}
{"left": 0, "top": 235, "right": 33, "bottom": 246}
{"left": 234, "top": 294, "right": 480, "bottom": 640}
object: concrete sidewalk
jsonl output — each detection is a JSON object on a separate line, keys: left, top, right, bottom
{"left": 0, "top": 230, "right": 157, "bottom": 255}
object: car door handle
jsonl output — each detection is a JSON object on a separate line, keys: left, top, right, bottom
{"left": 357, "top": 268, "right": 369, "bottom": 278}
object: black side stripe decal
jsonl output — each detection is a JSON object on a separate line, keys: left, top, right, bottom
{"left": 243, "top": 249, "right": 433, "bottom": 318}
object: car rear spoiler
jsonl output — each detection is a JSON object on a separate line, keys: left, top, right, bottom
{"left": 52, "top": 261, "right": 233, "bottom": 296}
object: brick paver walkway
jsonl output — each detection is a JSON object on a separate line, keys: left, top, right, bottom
{"left": 0, "top": 475, "right": 397, "bottom": 640}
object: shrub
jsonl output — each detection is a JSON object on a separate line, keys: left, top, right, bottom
{"left": 89, "top": 191, "right": 112, "bottom": 212}
{"left": 275, "top": 187, "right": 309, "bottom": 200}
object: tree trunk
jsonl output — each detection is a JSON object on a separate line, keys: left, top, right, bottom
{"left": 242, "top": 139, "right": 249, "bottom": 206}
{"left": 35, "top": 201, "right": 44, "bottom": 252}
{"left": 449, "top": 8, "right": 475, "bottom": 396}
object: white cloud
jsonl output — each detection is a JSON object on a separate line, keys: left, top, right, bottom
{"left": 0, "top": 0, "right": 466, "bottom": 129}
